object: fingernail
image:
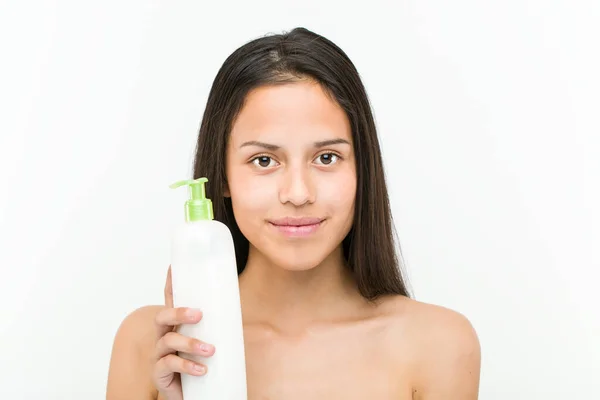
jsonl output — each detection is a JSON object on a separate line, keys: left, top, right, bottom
{"left": 200, "top": 344, "right": 213, "bottom": 352}
{"left": 186, "top": 308, "right": 201, "bottom": 317}
{"left": 194, "top": 364, "right": 206, "bottom": 373}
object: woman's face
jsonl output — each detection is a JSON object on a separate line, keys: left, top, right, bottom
{"left": 226, "top": 80, "right": 357, "bottom": 271}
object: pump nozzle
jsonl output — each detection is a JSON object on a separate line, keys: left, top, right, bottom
{"left": 170, "top": 177, "right": 213, "bottom": 221}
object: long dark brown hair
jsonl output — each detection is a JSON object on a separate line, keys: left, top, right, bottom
{"left": 192, "top": 27, "right": 411, "bottom": 301}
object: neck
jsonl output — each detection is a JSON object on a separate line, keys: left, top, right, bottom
{"left": 238, "top": 245, "right": 368, "bottom": 334}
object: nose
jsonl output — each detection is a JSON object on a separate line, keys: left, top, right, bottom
{"left": 278, "top": 165, "right": 315, "bottom": 206}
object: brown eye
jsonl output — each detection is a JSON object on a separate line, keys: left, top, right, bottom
{"left": 252, "top": 156, "right": 276, "bottom": 168}
{"left": 315, "top": 153, "right": 338, "bottom": 165}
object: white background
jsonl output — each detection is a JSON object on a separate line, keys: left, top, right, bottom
{"left": 1, "top": 1, "right": 598, "bottom": 398}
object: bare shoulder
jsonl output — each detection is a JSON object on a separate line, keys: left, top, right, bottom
{"left": 111, "top": 304, "right": 165, "bottom": 357}
{"left": 121, "top": 305, "right": 164, "bottom": 343}
{"left": 106, "top": 305, "right": 164, "bottom": 400}
{"left": 401, "top": 297, "right": 479, "bottom": 348}
{"left": 379, "top": 296, "right": 481, "bottom": 399}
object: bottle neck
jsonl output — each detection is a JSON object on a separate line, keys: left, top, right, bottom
{"left": 185, "top": 199, "right": 213, "bottom": 221}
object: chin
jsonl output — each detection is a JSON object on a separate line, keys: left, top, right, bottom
{"left": 259, "top": 237, "right": 347, "bottom": 272}
{"left": 267, "top": 250, "right": 324, "bottom": 272}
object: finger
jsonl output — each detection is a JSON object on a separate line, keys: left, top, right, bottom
{"left": 155, "top": 306, "right": 203, "bottom": 330}
{"left": 164, "top": 265, "right": 173, "bottom": 308}
{"left": 154, "top": 354, "right": 207, "bottom": 380}
{"left": 155, "top": 331, "right": 216, "bottom": 360}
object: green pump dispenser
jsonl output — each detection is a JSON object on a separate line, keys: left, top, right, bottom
{"left": 169, "top": 177, "right": 214, "bottom": 222}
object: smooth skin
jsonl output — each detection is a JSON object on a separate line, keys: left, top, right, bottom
{"left": 106, "top": 80, "right": 481, "bottom": 399}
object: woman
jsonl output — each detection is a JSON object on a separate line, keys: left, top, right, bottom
{"left": 106, "top": 27, "right": 481, "bottom": 399}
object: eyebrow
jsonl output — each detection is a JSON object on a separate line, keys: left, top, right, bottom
{"left": 239, "top": 138, "right": 351, "bottom": 150}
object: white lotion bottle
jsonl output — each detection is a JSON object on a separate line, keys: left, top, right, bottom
{"left": 169, "top": 177, "right": 247, "bottom": 399}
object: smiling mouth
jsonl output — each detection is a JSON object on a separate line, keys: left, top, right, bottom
{"left": 267, "top": 217, "right": 325, "bottom": 237}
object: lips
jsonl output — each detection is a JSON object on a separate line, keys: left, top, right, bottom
{"left": 268, "top": 217, "right": 324, "bottom": 227}
{"left": 267, "top": 217, "right": 325, "bottom": 238}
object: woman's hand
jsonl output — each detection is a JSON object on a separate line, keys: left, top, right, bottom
{"left": 151, "top": 266, "right": 216, "bottom": 400}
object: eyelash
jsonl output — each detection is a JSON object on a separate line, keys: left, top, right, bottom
{"left": 250, "top": 152, "right": 342, "bottom": 168}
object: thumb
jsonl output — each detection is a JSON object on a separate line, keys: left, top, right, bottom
{"left": 164, "top": 265, "right": 174, "bottom": 308}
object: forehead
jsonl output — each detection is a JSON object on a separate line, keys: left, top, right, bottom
{"left": 229, "top": 81, "right": 352, "bottom": 146}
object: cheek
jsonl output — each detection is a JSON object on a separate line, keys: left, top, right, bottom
{"left": 319, "top": 169, "right": 357, "bottom": 215}
{"left": 228, "top": 173, "right": 281, "bottom": 252}
{"left": 228, "top": 170, "right": 274, "bottom": 225}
